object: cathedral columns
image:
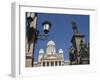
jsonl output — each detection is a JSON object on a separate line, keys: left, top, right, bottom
{"left": 40, "top": 60, "right": 64, "bottom": 66}
{"left": 49, "top": 61, "right": 50, "bottom": 66}
{"left": 54, "top": 61, "right": 55, "bottom": 66}
{"left": 45, "top": 61, "right": 47, "bottom": 66}
{"left": 57, "top": 61, "right": 59, "bottom": 66}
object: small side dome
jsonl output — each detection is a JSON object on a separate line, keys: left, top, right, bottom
{"left": 39, "top": 49, "right": 44, "bottom": 54}
{"left": 58, "top": 49, "right": 63, "bottom": 53}
{"left": 47, "top": 40, "right": 55, "bottom": 46}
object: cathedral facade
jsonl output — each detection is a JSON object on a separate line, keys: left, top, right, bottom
{"left": 38, "top": 40, "right": 65, "bottom": 66}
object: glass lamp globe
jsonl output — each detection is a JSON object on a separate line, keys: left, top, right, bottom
{"left": 42, "top": 21, "right": 51, "bottom": 34}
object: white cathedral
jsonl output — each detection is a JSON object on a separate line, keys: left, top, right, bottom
{"left": 34, "top": 40, "right": 69, "bottom": 67}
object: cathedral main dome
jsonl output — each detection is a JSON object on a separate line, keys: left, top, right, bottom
{"left": 47, "top": 40, "right": 55, "bottom": 46}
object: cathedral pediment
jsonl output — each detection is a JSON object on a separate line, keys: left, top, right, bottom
{"left": 41, "top": 54, "right": 63, "bottom": 61}
{"left": 44, "top": 54, "right": 58, "bottom": 59}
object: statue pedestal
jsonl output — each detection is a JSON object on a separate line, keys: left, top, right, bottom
{"left": 71, "top": 33, "right": 85, "bottom": 64}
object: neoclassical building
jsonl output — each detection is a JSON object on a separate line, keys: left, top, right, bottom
{"left": 38, "top": 40, "right": 65, "bottom": 66}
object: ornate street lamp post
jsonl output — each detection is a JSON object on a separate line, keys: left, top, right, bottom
{"left": 26, "top": 13, "right": 52, "bottom": 67}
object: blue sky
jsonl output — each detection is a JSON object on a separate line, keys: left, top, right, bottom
{"left": 32, "top": 13, "right": 89, "bottom": 62}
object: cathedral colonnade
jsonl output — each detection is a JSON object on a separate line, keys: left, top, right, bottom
{"left": 40, "top": 60, "right": 63, "bottom": 66}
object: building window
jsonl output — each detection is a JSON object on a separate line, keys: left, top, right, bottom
{"left": 55, "top": 61, "right": 57, "bottom": 66}
{"left": 43, "top": 62, "right": 45, "bottom": 66}
{"left": 51, "top": 62, "right": 54, "bottom": 66}
{"left": 47, "top": 62, "right": 49, "bottom": 66}
{"left": 59, "top": 61, "right": 61, "bottom": 66}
